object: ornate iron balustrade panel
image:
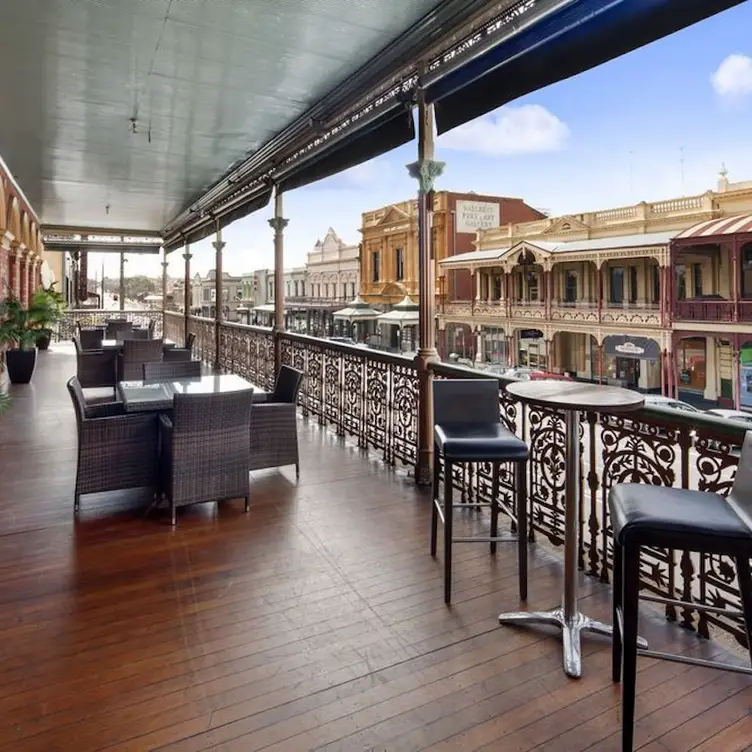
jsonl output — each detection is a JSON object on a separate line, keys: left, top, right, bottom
{"left": 215, "top": 321, "right": 274, "bottom": 390}
{"left": 187, "top": 316, "right": 215, "bottom": 366}
{"left": 56, "top": 309, "right": 163, "bottom": 341}
{"left": 163, "top": 311, "right": 184, "bottom": 345}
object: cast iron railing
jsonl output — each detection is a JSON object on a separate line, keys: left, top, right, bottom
{"left": 110, "top": 312, "right": 752, "bottom": 649}
{"left": 56, "top": 309, "right": 164, "bottom": 341}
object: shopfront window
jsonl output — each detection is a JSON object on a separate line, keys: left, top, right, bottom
{"left": 740, "top": 342, "right": 752, "bottom": 408}
{"left": 565, "top": 271, "right": 577, "bottom": 303}
{"left": 677, "top": 337, "right": 706, "bottom": 392}
{"left": 483, "top": 326, "right": 505, "bottom": 364}
{"left": 676, "top": 265, "right": 686, "bottom": 300}
{"left": 609, "top": 267, "right": 624, "bottom": 304}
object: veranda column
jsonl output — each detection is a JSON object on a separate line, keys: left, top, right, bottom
{"left": 18, "top": 249, "right": 28, "bottom": 306}
{"left": 118, "top": 252, "right": 125, "bottom": 311}
{"left": 26, "top": 256, "right": 36, "bottom": 302}
{"left": 183, "top": 241, "right": 192, "bottom": 345}
{"left": 161, "top": 249, "right": 168, "bottom": 337}
{"left": 213, "top": 223, "right": 225, "bottom": 371}
{"left": 732, "top": 239, "right": 740, "bottom": 323}
{"left": 406, "top": 83, "right": 444, "bottom": 486}
{"left": 268, "top": 189, "right": 288, "bottom": 374}
{"left": 0, "top": 233, "right": 11, "bottom": 299}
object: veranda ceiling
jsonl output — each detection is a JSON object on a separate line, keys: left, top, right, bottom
{"left": 0, "top": 0, "right": 451, "bottom": 233}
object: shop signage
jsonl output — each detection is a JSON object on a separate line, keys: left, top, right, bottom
{"left": 614, "top": 342, "right": 645, "bottom": 356}
{"left": 455, "top": 200, "right": 500, "bottom": 233}
{"left": 519, "top": 329, "right": 543, "bottom": 340}
{"left": 603, "top": 335, "right": 660, "bottom": 361}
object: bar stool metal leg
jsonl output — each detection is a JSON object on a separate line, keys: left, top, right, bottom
{"left": 490, "top": 463, "right": 499, "bottom": 555}
{"left": 621, "top": 540, "right": 641, "bottom": 752}
{"left": 612, "top": 539, "right": 624, "bottom": 682}
{"left": 736, "top": 555, "right": 752, "bottom": 668}
{"left": 516, "top": 460, "right": 528, "bottom": 601}
{"left": 430, "top": 442, "right": 440, "bottom": 557}
{"left": 444, "top": 458, "right": 453, "bottom": 604}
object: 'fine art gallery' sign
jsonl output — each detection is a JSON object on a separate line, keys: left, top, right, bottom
{"left": 455, "top": 200, "right": 500, "bottom": 233}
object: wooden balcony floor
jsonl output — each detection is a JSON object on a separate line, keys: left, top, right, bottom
{"left": 0, "top": 344, "right": 749, "bottom": 751}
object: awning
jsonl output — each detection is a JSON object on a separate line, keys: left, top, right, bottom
{"left": 427, "top": 0, "right": 744, "bottom": 135}
{"left": 603, "top": 335, "right": 660, "bottom": 361}
{"left": 333, "top": 295, "right": 380, "bottom": 322}
{"left": 674, "top": 214, "right": 752, "bottom": 241}
{"left": 377, "top": 295, "right": 419, "bottom": 327}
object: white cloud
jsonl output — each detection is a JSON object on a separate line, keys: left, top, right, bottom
{"left": 438, "top": 104, "right": 569, "bottom": 156}
{"left": 711, "top": 54, "right": 752, "bottom": 98}
{"left": 339, "top": 158, "right": 392, "bottom": 188}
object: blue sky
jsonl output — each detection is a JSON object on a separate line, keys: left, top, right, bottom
{"left": 111, "top": 2, "right": 752, "bottom": 279}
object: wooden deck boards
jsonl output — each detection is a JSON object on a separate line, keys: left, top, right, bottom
{"left": 0, "top": 343, "right": 748, "bottom": 751}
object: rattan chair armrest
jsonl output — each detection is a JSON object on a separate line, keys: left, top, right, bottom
{"left": 84, "top": 401, "right": 125, "bottom": 419}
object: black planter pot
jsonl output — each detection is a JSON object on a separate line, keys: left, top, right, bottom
{"left": 5, "top": 348, "right": 37, "bottom": 384}
{"left": 37, "top": 332, "right": 51, "bottom": 351}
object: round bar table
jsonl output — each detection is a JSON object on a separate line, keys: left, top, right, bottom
{"left": 499, "top": 380, "right": 646, "bottom": 678}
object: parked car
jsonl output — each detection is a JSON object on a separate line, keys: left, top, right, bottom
{"left": 503, "top": 367, "right": 572, "bottom": 382}
{"left": 643, "top": 395, "right": 700, "bottom": 439}
{"left": 705, "top": 408, "right": 752, "bottom": 453}
{"left": 643, "top": 395, "right": 701, "bottom": 413}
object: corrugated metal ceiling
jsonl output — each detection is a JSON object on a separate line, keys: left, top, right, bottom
{"left": 0, "top": 0, "right": 447, "bottom": 232}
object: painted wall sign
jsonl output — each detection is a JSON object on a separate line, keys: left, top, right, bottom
{"left": 455, "top": 200, "right": 500, "bottom": 233}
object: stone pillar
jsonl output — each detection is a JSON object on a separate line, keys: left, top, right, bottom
{"left": 268, "top": 189, "right": 289, "bottom": 373}
{"left": 475, "top": 328, "right": 483, "bottom": 363}
{"left": 183, "top": 242, "right": 192, "bottom": 345}
{"left": 26, "top": 256, "right": 36, "bottom": 303}
{"left": 704, "top": 336, "right": 718, "bottom": 402}
{"left": 119, "top": 252, "right": 126, "bottom": 311}
{"left": 213, "top": 224, "right": 225, "bottom": 371}
{"left": 406, "top": 82, "right": 444, "bottom": 486}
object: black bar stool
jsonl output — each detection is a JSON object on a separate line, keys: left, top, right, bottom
{"left": 609, "top": 433, "right": 752, "bottom": 751}
{"left": 431, "top": 379, "right": 529, "bottom": 605}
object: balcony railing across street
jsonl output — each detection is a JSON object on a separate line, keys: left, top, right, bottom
{"left": 61, "top": 309, "right": 752, "bottom": 652}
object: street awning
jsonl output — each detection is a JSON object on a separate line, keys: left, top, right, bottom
{"left": 333, "top": 295, "right": 380, "bottom": 322}
{"left": 603, "top": 335, "right": 661, "bottom": 361}
{"left": 674, "top": 214, "right": 752, "bottom": 241}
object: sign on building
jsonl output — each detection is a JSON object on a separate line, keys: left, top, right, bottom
{"left": 455, "top": 200, "right": 500, "bottom": 233}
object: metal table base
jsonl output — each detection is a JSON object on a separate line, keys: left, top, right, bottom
{"left": 498, "top": 406, "right": 647, "bottom": 678}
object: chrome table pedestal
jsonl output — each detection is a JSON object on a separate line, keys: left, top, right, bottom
{"left": 498, "top": 383, "right": 647, "bottom": 678}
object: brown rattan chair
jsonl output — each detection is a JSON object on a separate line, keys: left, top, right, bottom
{"left": 185, "top": 331, "right": 196, "bottom": 350}
{"left": 122, "top": 328, "right": 149, "bottom": 340}
{"left": 143, "top": 360, "right": 201, "bottom": 382}
{"left": 105, "top": 320, "right": 132, "bottom": 339}
{"left": 73, "top": 337, "right": 117, "bottom": 394}
{"left": 163, "top": 347, "right": 192, "bottom": 362}
{"left": 78, "top": 328, "right": 104, "bottom": 350}
{"left": 117, "top": 338, "right": 164, "bottom": 381}
{"left": 249, "top": 365, "right": 304, "bottom": 478}
{"left": 67, "top": 377, "right": 160, "bottom": 512}
{"left": 158, "top": 389, "right": 254, "bottom": 525}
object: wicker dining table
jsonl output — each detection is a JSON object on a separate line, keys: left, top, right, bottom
{"left": 117, "top": 373, "right": 268, "bottom": 413}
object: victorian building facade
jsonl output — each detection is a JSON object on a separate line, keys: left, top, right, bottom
{"left": 359, "top": 191, "right": 544, "bottom": 352}
{"left": 439, "top": 170, "right": 752, "bottom": 409}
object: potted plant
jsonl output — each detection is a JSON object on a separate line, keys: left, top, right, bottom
{"left": 32, "top": 285, "right": 65, "bottom": 351}
{"left": 0, "top": 296, "right": 47, "bottom": 384}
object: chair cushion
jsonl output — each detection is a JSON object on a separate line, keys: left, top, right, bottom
{"left": 609, "top": 484, "right": 752, "bottom": 544}
{"left": 434, "top": 422, "right": 528, "bottom": 462}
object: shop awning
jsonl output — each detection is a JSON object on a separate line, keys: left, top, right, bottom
{"left": 603, "top": 335, "right": 660, "bottom": 361}
{"left": 674, "top": 213, "right": 752, "bottom": 242}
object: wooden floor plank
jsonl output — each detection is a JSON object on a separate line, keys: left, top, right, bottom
{"left": 0, "top": 343, "right": 748, "bottom": 752}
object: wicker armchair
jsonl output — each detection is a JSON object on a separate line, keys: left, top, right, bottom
{"left": 163, "top": 347, "right": 192, "bottom": 362}
{"left": 185, "top": 331, "right": 196, "bottom": 350}
{"left": 106, "top": 320, "right": 132, "bottom": 339}
{"left": 122, "top": 328, "right": 149, "bottom": 340}
{"left": 143, "top": 360, "right": 201, "bottom": 381}
{"left": 67, "top": 377, "right": 160, "bottom": 511}
{"left": 73, "top": 337, "right": 117, "bottom": 393}
{"left": 117, "top": 338, "right": 164, "bottom": 381}
{"left": 159, "top": 390, "right": 254, "bottom": 524}
{"left": 249, "top": 365, "right": 304, "bottom": 477}
{"left": 78, "top": 328, "right": 104, "bottom": 350}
